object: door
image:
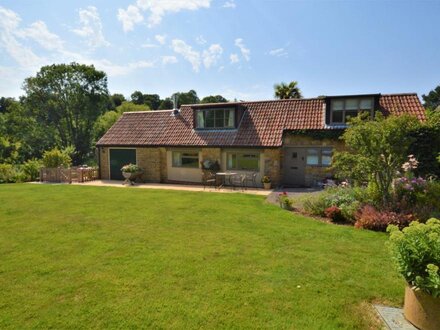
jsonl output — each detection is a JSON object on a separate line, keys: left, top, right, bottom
{"left": 109, "top": 149, "right": 137, "bottom": 180}
{"left": 283, "top": 148, "right": 306, "bottom": 186}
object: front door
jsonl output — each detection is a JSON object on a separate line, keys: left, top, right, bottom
{"left": 283, "top": 147, "right": 306, "bottom": 186}
{"left": 109, "top": 149, "right": 137, "bottom": 180}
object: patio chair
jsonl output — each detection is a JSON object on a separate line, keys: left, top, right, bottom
{"left": 202, "top": 171, "right": 217, "bottom": 190}
{"left": 244, "top": 172, "right": 258, "bottom": 188}
{"left": 230, "top": 174, "right": 246, "bottom": 191}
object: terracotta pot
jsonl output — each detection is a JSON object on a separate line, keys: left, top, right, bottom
{"left": 404, "top": 285, "right": 440, "bottom": 330}
{"left": 263, "top": 182, "right": 271, "bottom": 190}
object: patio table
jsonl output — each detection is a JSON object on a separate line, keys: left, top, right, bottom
{"left": 215, "top": 172, "right": 237, "bottom": 189}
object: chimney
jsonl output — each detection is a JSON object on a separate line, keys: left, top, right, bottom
{"left": 172, "top": 94, "right": 179, "bottom": 116}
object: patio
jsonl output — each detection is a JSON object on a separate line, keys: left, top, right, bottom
{"left": 71, "top": 180, "right": 273, "bottom": 196}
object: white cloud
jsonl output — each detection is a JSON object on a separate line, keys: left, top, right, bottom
{"left": 162, "top": 55, "right": 178, "bottom": 65}
{"left": 202, "top": 44, "right": 222, "bottom": 68}
{"left": 0, "top": 6, "right": 45, "bottom": 69}
{"left": 72, "top": 6, "right": 109, "bottom": 48}
{"left": 223, "top": 1, "right": 236, "bottom": 8}
{"left": 118, "top": 0, "right": 210, "bottom": 30}
{"left": 229, "top": 53, "right": 239, "bottom": 64}
{"left": 117, "top": 5, "right": 143, "bottom": 32}
{"left": 141, "top": 43, "right": 159, "bottom": 48}
{"left": 170, "top": 39, "right": 201, "bottom": 72}
{"left": 196, "top": 35, "right": 207, "bottom": 45}
{"left": 155, "top": 34, "right": 166, "bottom": 45}
{"left": 19, "top": 21, "right": 64, "bottom": 51}
{"left": 235, "top": 38, "right": 250, "bottom": 61}
{"left": 269, "top": 47, "right": 288, "bottom": 57}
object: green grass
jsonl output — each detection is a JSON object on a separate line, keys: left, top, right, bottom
{"left": 0, "top": 184, "right": 403, "bottom": 329}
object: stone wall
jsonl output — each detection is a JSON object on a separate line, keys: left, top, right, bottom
{"left": 136, "top": 148, "right": 162, "bottom": 182}
{"left": 99, "top": 147, "right": 109, "bottom": 179}
{"left": 263, "top": 148, "right": 282, "bottom": 187}
{"left": 282, "top": 134, "right": 345, "bottom": 187}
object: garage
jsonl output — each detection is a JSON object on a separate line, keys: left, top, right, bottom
{"left": 109, "top": 149, "right": 137, "bottom": 180}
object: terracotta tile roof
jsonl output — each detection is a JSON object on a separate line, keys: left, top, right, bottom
{"left": 96, "top": 93, "right": 426, "bottom": 147}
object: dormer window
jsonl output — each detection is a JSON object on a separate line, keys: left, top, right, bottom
{"left": 196, "top": 108, "right": 235, "bottom": 129}
{"left": 330, "top": 97, "right": 373, "bottom": 124}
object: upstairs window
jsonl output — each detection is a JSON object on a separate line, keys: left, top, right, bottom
{"left": 196, "top": 108, "right": 235, "bottom": 129}
{"left": 330, "top": 98, "right": 373, "bottom": 124}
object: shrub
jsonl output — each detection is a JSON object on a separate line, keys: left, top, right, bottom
{"left": 277, "top": 192, "right": 293, "bottom": 209}
{"left": 303, "top": 193, "right": 331, "bottom": 217}
{"left": 355, "top": 205, "right": 414, "bottom": 231}
{"left": 387, "top": 219, "right": 440, "bottom": 297}
{"left": 340, "top": 200, "right": 361, "bottom": 223}
{"left": 22, "top": 159, "right": 42, "bottom": 181}
{"left": 324, "top": 206, "right": 344, "bottom": 223}
{"left": 0, "top": 164, "right": 15, "bottom": 183}
{"left": 41, "top": 148, "right": 72, "bottom": 168}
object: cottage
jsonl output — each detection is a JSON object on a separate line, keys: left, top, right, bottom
{"left": 96, "top": 93, "right": 425, "bottom": 187}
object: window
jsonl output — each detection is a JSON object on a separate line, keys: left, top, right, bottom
{"left": 306, "top": 149, "right": 319, "bottom": 165}
{"left": 227, "top": 152, "right": 259, "bottom": 171}
{"left": 196, "top": 108, "right": 235, "bottom": 129}
{"left": 306, "top": 148, "right": 333, "bottom": 167}
{"left": 330, "top": 97, "right": 373, "bottom": 124}
{"left": 172, "top": 151, "right": 199, "bottom": 168}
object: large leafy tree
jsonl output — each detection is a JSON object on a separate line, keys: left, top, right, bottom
{"left": 172, "top": 90, "right": 200, "bottom": 107}
{"left": 332, "top": 113, "right": 419, "bottom": 205}
{"left": 200, "top": 95, "right": 228, "bottom": 104}
{"left": 274, "top": 81, "right": 303, "bottom": 99}
{"left": 23, "top": 63, "right": 109, "bottom": 164}
{"left": 422, "top": 84, "right": 440, "bottom": 111}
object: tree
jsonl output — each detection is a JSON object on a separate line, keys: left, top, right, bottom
{"left": 130, "top": 91, "right": 145, "bottom": 105}
{"left": 172, "top": 90, "right": 200, "bottom": 107}
{"left": 143, "top": 94, "right": 161, "bottom": 110}
{"left": 274, "top": 81, "right": 303, "bottom": 99}
{"left": 110, "top": 93, "right": 126, "bottom": 107}
{"left": 23, "top": 63, "right": 109, "bottom": 164}
{"left": 158, "top": 98, "right": 174, "bottom": 110}
{"left": 332, "top": 113, "right": 419, "bottom": 205}
{"left": 422, "top": 84, "right": 440, "bottom": 111}
{"left": 200, "top": 95, "right": 228, "bottom": 104}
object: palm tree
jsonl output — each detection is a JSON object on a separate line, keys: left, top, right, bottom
{"left": 274, "top": 81, "right": 303, "bottom": 99}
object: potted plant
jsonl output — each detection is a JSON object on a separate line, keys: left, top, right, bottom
{"left": 261, "top": 176, "right": 271, "bottom": 189}
{"left": 278, "top": 192, "right": 293, "bottom": 210}
{"left": 121, "top": 163, "right": 143, "bottom": 185}
{"left": 387, "top": 219, "right": 440, "bottom": 330}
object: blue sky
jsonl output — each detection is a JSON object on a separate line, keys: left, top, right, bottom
{"left": 0, "top": 0, "right": 439, "bottom": 101}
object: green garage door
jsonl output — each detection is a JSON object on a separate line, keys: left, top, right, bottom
{"left": 109, "top": 149, "right": 137, "bottom": 180}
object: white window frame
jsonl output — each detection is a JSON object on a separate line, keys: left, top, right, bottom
{"left": 172, "top": 151, "right": 200, "bottom": 168}
{"left": 330, "top": 97, "right": 374, "bottom": 124}
{"left": 306, "top": 148, "right": 333, "bottom": 167}
{"left": 196, "top": 108, "right": 235, "bottom": 129}
{"left": 226, "top": 152, "right": 260, "bottom": 171}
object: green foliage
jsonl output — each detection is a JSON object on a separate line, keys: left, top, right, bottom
{"left": 23, "top": 63, "right": 109, "bottom": 164}
{"left": 274, "top": 81, "right": 302, "bottom": 99}
{"left": 0, "top": 164, "right": 15, "bottom": 183}
{"left": 0, "top": 136, "right": 21, "bottom": 164}
{"left": 172, "top": 89, "right": 199, "bottom": 107}
{"left": 200, "top": 95, "right": 228, "bottom": 104}
{"left": 121, "top": 163, "right": 142, "bottom": 173}
{"left": 93, "top": 111, "right": 120, "bottom": 141}
{"left": 41, "top": 148, "right": 72, "bottom": 168}
{"left": 387, "top": 219, "right": 440, "bottom": 297}
{"left": 332, "top": 113, "right": 419, "bottom": 205}
{"left": 109, "top": 93, "right": 126, "bottom": 108}
{"left": 158, "top": 98, "right": 174, "bottom": 110}
{"left": 22, "top": 159, "right": 42, "bottom": 181}
{"left": 422, "top": 84, "right": 440, "bottom": 111}
{"left": 116, "top": 101, "right": 150, "bottom": 114}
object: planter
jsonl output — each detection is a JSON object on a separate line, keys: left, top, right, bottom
{"left": 404, "top": 285, "right": 440, "bottom": 330}
{"left": 280, "top": 203, "right": 291, "bottom": 210}
{"left": 263, "top": 182, "right": 271, "bottom": 190}
{"left": 122, "top": 171, "right": 143, "bottom": 185}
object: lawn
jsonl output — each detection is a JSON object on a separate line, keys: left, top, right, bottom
{"left": 0, "top": 184, "right": 404, "bottom": 329}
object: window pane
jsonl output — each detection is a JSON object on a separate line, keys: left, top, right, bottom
{"left": 345, "top": 110, "right": 358, "bottom": 121}
{"left": 322, "top": 149, "right": 332, "bottom": 166}
{"left": 215, "top": 110, "right": 225, "bottom": 128}
{"left": 360, "top": 98, "right": 373, "bottom": 110}
{"left": 205, "top": 110, "right": 215, "bottom": 128}
{"left": 172, "top": 152, "right": 181, "bottom": 167}
{"left": 227, "top": 154, "right": 237, "bottom": 169}
{"left": 181, "top": 152, "right": 199, "bottom": 168}
{"left": 225, "top": 109, "right": 235, "bottom": 128}
{"left": 345, "top": 99, "right": 358, "bottom": 110}
{"left": 332, "top": 111, "right": 343, "bottom": 123}
{"left": 197, "top": 111, "right": 204, "bottom": 128}
{"left": 331, "top": 100, "right": 344, "bottom": 111}
{"left": 307, "top": 149, "right": 319, "bottom": 165}
{"left": 237, "top": 154, "right": 259, "bottom": 170}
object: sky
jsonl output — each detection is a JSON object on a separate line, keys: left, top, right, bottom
{"left": 0, "top": 0, "right": 439, "bottom": 101}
